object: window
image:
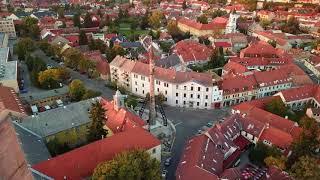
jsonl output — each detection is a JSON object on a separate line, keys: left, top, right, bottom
{"left": 164, "top": 83, "right": 169, "bottom": 87}
{"left": 176, "top": 100, "right": 178, "bottom": 104}
{"left": 206, "top": 88, "right": 209, "bottom": 92}
{"left": 190, "top": 94, "right": 193, "bottom": 98}
{"left": 205, "top": 95, "right": 208, "bottom": 99}
{"left": 142, "top": 83, "right": 144, "bottom": 87}
{"left": 183, "top": 101, "right": 186, "bottom": 105}
{"left": 176, "top": 85, "right": 179, "bottom": 89}
{"left": 157, "top": 88, "right": 159, "bottom": 92}
{"left": 141, "top": 76, "right": 145, "bottom": 80}
{"left": 134, "top": 74, "right": 138, "bottom": 78}
{"left": 184, "top": 86, "right": 187, "bottom": 90}
{"left": 197, "top": 102, "right": 200, "bottom": 106}
{"left": 205, "top": 102, "right": 208, "bottom": 107}
{"left": 165, "top": 90, "right": 167, "bottom": 95}
{"left": 152, "top": 148, "right": 156, "bottom": 154}
{"left": 198, "top": 87, "right": 201, "bottom": 91}
{"left": 197, "top": 94, "right": 200, "bottom": 99}
{"left": 176, "top": 93, "right": 178, "bottom": 97}
{"left": 142, "top": 90, "right": 145, "bottom": 94}
{"left": 183, "top": 93, "right": 186, "bottom": 97}
{"left": 135, "top": 88, "right": 137, "bottom": 92}
{"left": 156, "top": 80, "right": 160, "bottom": 85}
{"left": 191, "top": 86, "right": 194, "bottom": 91}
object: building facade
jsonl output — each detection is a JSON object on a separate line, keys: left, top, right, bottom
{"left": 0, "top": 19, "right": 16, "bottom": 38}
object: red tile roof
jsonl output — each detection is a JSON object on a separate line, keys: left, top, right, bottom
{"left": 276, "top": 84, "right": 318, "bottom": 103}
{"left": 240, "top": 41, "right": 279, "bottom": 58}
{"left": 0, "top": 86, "right": 26, "bottom": 114}
{"left": 214, "top": 41, "right": 232, "bottom": 48}
{"left": 221, "top": 74, "right": 257, "bottom": 94}
{"left": 101, "top": 98, "right": 146, "bottom": 133}
{"left": 0, "top": 113, "right": 33, "bottom": 180}
{"left": 223, "top": 61, "right": 248, "bottom": 76}
{"left": 172, "top": 40, "right": 213, "bottom": 63}
{"left": 32, "top": 128, "right": 160, "bottom": 179}
{"left": 178, "top": 17, "right": 227, "bottom": 31}
{"left": 259, "top": 127, "right": 293, "bottom": 149}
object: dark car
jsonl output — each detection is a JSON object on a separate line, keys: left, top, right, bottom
{"left": 164, "top": 158, "right": 171, "bottom": 166}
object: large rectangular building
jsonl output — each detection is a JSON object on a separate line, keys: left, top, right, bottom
{"left": 0, "top": 47, "right": 18, "bottom": 92}
{"left": 0, "top": 19, "right": 16, "bottom": 38}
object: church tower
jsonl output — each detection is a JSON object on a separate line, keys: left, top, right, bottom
{"left": 225, "top": 11, "right": 240, "bottom": 34}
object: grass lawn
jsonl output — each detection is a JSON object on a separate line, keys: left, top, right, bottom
{"left": 118, "top": 23, "right": 148, "bottom": 38}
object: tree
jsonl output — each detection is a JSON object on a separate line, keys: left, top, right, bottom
{"left": 197, "top": 14, "right": 208, "bottom": 24}
{"left": 82, "top": 89, "right": 101, "bottom": 100}
{"left": 167, "top": 20, "right": 180, "bottom": 36}
{"left": 265, "top": 98, "right": 288, "bottom": 117}
{"left": 73, "top": 13, "right": 81, "bottom": 28}
{"left": 106, "top": 45, "right": 126, "bottom": 61}
{"left": 87, "top": 101, "right": 107, "bottom": 142}
{"left": 79, "top": 30, "right": 88, "bottom": 45}
{"left": 83, "top": 12, "right": 93, "bottom": 28}
{"left": 15, "top": 38, "right": 35, "bottom": 60}
{"left": 148, "top": 11, "right": 163, "bottom": 29}
{"left": 287, "top": 117, "right": 320, "bottom": 168}
{"left": 57, "top": 7, "right": 65, "bottom": 19}
{"left": 125, "top": 95, "right": 138, "bottom": 109}
{"left": 89, "top": 39, "right": 107, "bottom": 53}
{"left": 210, "top": 9, "right": 227, "bottom": 19}
{"left": 18, "top": 17, "right": 40, "bottom": 39}
{"left": 289, "top": 156, "right": 320, "bottom": 179}
{"left": 38, "top": 69, "right": 60, "bottom": 89}
{"left": 209, "top": 48, "right": 225, "bottom": 68}
{"left": 260, "top": 19, "right": 271, "bottom": 29}
{"left": 268, "top": 40, "right": 277, "bottom": 48}
{"left": 92, "top": 150, "right": 161, "bottom": 180}
{"left": 249, "top": 142, "right": 281, "bottom": 165}
{"left": 159, "top": 41, "right": 173, "bottom": 53}
{"left": 182, "top": 0, "right": 187, "bottom": 9}
{"left": 63, "top": 48, "right": 83, "bottom": 69}
{"left": 264, "top": 156, "right": 286, "bottom": 170}
{"left": 140, "top": 11, "right": 150, "bottom": 30}
{"left": 281, "top": 17, "right": 301, "bottom": 35}
{"left": 69, "top": 79, "right": 86, "bottom": 101}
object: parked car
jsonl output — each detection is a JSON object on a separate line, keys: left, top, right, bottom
{"left": 47, "top": 65, "right": 53, "bottom": 69}
{"left": 206, "top": 121, "right": 214, "bottom": 127}
{"left": 161, "top": 170, "right": 167, "bottom": 179}
{"left": 164, "top": 158, "right": 171, "bottom": 166}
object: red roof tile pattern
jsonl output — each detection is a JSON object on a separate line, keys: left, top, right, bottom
{"left": 276, "top": 84, "right": 320, "bottom": 103}
{"left": 240, "top": 41, "right": 280, "bottom": 58}
{"left": 172, "top": 40, "right": 213, "bottom": 63}
{"left": 101, "top": 98, "right": 146, "bottom": 133}
{"left": 32, "top": 128, "right": 160, "bottom": 179}
{"left": 0, "top": 86, "right": 26, "bottom": 114}
{"left": 0, "top": 113, "right": 33, "bottom": 180}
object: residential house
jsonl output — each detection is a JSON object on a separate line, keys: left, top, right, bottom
{"left": 110, "top": 56, "right": 223, "bottom": 109}
{"left": 304, "top": 55, "right": 320, "bottom": 77}
{"left": 0, "top": 18, "right": 16, "bottom": 38}
{"left": 172, "top": 40, "right": 213, "bottom": 65}
{"left": 177, "top": 17, "right": 227, "bottom": 36}
{"left": 222, "top": 33, "right": 248, "bottom": 52}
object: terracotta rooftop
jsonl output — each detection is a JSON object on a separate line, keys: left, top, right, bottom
{"left": 0, "top": 86, "right": 26, "bottom": 114}
{"left": 32, "top": 128, "right": 160, "bottom": 179}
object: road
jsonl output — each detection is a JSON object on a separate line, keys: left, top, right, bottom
{"left": 32, "top": 50, "right": 116, "bottom": 99}
{"left": 32, "top": 49, "right": 230, "bottom": 180}
{"left": 294, "top": 60, "right": 320, "bottom": 84}
{"left": 163, "top": 107, "right": 229, "bottom": 180}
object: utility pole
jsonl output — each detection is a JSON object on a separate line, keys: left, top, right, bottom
{"left": 148, "top": 47, "right": 156, "bottom": 127}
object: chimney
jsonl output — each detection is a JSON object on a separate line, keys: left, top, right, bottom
{"left": 265, "top": 123, "right": 269, "bottom": 129}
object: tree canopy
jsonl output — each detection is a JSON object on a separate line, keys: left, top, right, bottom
{"left": 15, "top": 38, "right": 36, "bottom": 60}
{"left": 87, "top": 101, "right": 107, "bottom": 142}
{"left": 289, "top": 155, "right": 320, "bottom": 179}
{"left": 197, "top": 14, "right": 208, "bottom": 24}
{"left": 69, "top": 79, "right": 86, "bottom": 101}
{"left": 265, "top": 98, "right": 288, "bottom": 118}
{"left": 148, "top": 11, "right": 164, "bottom": 29}
{"left": 92, "top": 150, "right": 161, "bottom": 180}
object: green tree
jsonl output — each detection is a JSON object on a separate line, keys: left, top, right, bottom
{"left": 264, "top": 156, "right": 287, "bottom": 170}
{"left": 249, "top": 142, "right": 281, "bottom": 165}
{"left": 260, "top": 19, "right": 271, "bottom": 29}
{"left": 268, "top": 40, "right": 277, "bottom": 48}
{"left": 265, "top": 98, "right": 288, "bottom": 117}
{"left": 82, "top": 89, "right": 101, "bottom": 100}
{"left": 57, "top": 7, "right": 65, "bottom": 19}
{"left": 18, "top": 17, "right": 40, "bottom": 39}
{"left": 92, "top": 150, "right": 161, "bottom": 180}
{"left": 83, "top": 12, "right": 93, "bottom": 28}
{"left": 79, "top": 30, "right": 88, "bottom": 45}
{"left": 140, "top": 11, "right": 150, "bottom": 30}
{"left": 73, "top": 13, "right": 81, "bottom": 28}
{"left": 69, "top": 79, "right": 86, "bottom": 101}
{"left": 281, "top": 17, "right": 301, "bottom": 35}
{"left": 197, "top": 14, "right": 208, "bottom": 24}
{"left": 289, "top": 156, "right": 320, "bottom": 179}
{"left": 63, "top": 48, "right": 83, "bottom": 69}
{"left": 15, "top": 38, "right": 35, "bottom": 60}
{"left": 46, "top": 137, "right": 70, "bottom": 157}
{"left": 210, "top": 9, "right": 227, "bottom": 19}
{"left": 87, "top": 101, "right": 107, "bottom": 142}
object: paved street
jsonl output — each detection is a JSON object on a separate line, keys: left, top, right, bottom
{"left": 32, "top": 49, "right": 231, "bottom": 180}
{"left": 294, "top": 60, "right": 320, "bottom": 84}
{"left": 163, "top": 107, "right": 230, "bottom": 180}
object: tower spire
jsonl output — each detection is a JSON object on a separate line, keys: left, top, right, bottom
{"left": 148, "top": 46, "right": 156, "bottom": 127}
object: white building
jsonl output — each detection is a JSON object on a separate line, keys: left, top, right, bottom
{"left": 110, "top": 56, "right": 223, "bottom": 109}
{"left": 0, "top": 19, "right": 16, "bottom": 38}
{"left": 225, "top": 12, "right": 240, "bottom": 34}
{"left": 0, "top": 47, "right": 18, "bottom": 92}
